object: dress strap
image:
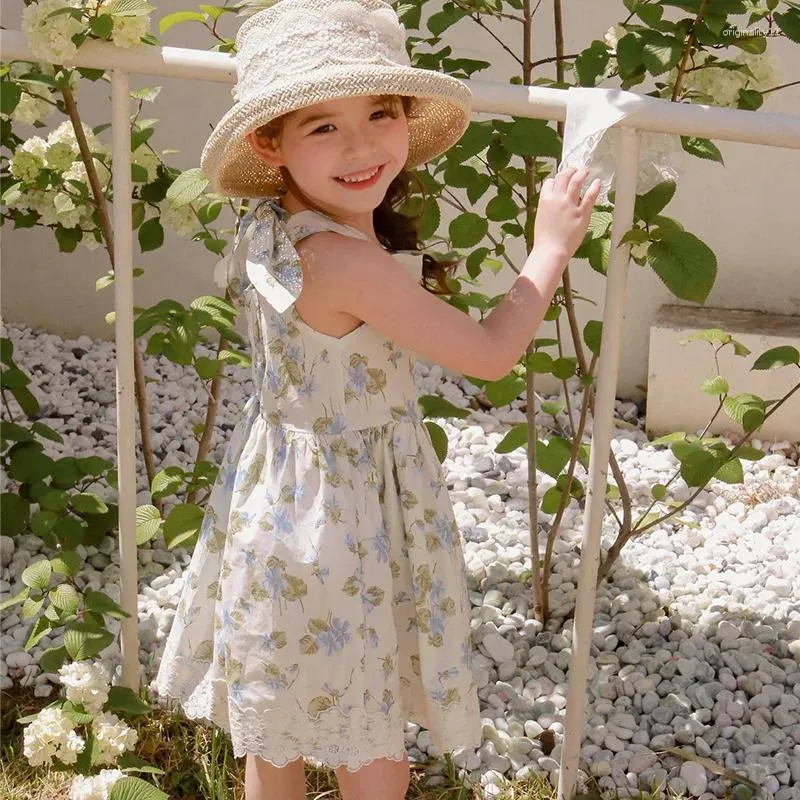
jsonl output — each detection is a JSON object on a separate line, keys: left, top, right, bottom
{"left": 282, "top": 208, "right": 373, "bottom": 245}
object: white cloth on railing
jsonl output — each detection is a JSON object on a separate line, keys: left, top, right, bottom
{"left": 558, "top": 87, "right": 682, "bottom": 204}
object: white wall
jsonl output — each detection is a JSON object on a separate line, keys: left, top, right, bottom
{"left": 3, "top": 0, "right": 799, "bottom": 399}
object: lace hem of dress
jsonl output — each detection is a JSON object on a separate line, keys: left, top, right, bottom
{"left": 153, "top": 660, "right": 479, "bottom": 771}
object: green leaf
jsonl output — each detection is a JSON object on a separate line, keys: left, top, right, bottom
{"left": 417, "top": 395, "right": 471, "bottom": 420}
{"left": 163, "top": 503, "right": 205, "bottom": 549}
{"left": 9, "top": 443, "right": 54, "bottom": 483}
{"left": 159, "top": 10, "right": 207, "bottom": 34}
{"left": 107, "top": 685, "right": 151, "bottom": 716}
{"left": 540, "top": 400, "right": 566, "bottom": 417}
{"left": 0, "top": 587, "right": 30, "bottom": 613}
{"left": 737, "top": 88, "right": 763, "bottom": 110}
{"left": 775, "top": 9, "right": 800, "bottom": 43}
{"left": 50, "top": 583, "right": 80, "bottom": 613}
{"left": 84, "top": 589, "right": 130, "bottom": 619}
{"left": 0, "top": 81, "right": 22, "bottom": 116}
{"left": 583, "top": 320, "right": 603, "bottom": 356}
{"left": 616, "top": 33, "right": 645, "bottom": 79}
{"left": 722, "top": 392, "right": 766, "bottom": 432}
{"left": 495, "top": 423, "right": 529, "bottom": 454}
{"left": 449, "top": 213, "right": 488, "bottom": 249}
{"left": 640, "top": 32, "right": 683, "bottom": 75}
{"left": 526, "top": 352, "right": 554, "bottom": 374}
{"left": 700, "top": 376, "right": 729, "bottom": 395}
{"left": 110, "top": 776, "right": 169, "bottom": 800}
{"left": 138, "top": 217, "right": 164, "bottom": 253}
{"left": 71, "top": 492, "right": 109, "bottom": 515}
{"left": 501, "top": 118, "right": 561, "bottom": 158}
{"left": 540, "top": 487, "right": 562, "bottom": 514}
{"left": 1, "top": 493, "right": 30, "bottom": 536}
{"left": 22, "top": 559, "right": 52, "bottom": 591}
{"left": 752, "top": 346, "right": 799, "bottom": 370}
{"left": 55, "top": 226, "right": 82, "bottom": 253}
{"left": 25, "top": 616, "right": 52, "bottom": 651}
{"left": 575, "top": 40, "right": 611, "bottom": 87}
{"left": 31, "top": 421, "right": 62, "bottom": 443}
{"left": 731, "top": 445, "right": 764, "bottom": 461}
{"left": 427, "top": 7, "right": 467, "bottom": 35}
{"left": 424, "top": 420, "right": 448, "bottom": 463}
{"left": 536, "top": 436, "right": 571, "bottom": 479}
{"left": 681, "top": 136, "right": 724, "bottom": 164}
{"left": 651, "top": 483, "right": 667, "bottom": 501}
{"left": 679, "top": 449, "right": 719, "bottom": 487}
{"left": 89, "top": 14, "right": 114, "bottom": 38}
{"left": 165, "top": 168, "right": 208, "bottom": 206}
{"left": 135, "top": 504, "right": 162, "bottom": 545}
{"left": 714, "top": 458, "right": 744, "bottom": 484}
{"left": 648, "top": 231, "right": 717, "bottom": 303}
{"left": 39, "top": 645, "right": 68, "bottom": 673}
{"left": 635, "top": 181, "right": 676, "bottom": 223}
{"left": 485, "top": 194, "right": 518, "bottom": 222}
{"left": 51, "top": 550, "right": 81, "bottom": 577}
{"left": 551, "top": 357, "right": 577, "bottom": 380}
{"left": 64, "top": 622, "right": 115, "bottom": 660}
{"left": 77, "top": 456, "right": 112, "bottom": 477}
{"left": 486, "top": 374, "right": 526, "bottom": 407}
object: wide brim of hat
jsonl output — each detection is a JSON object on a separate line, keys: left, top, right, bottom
{"left": 201, "top": 65, "right": 472, "bottom": 198}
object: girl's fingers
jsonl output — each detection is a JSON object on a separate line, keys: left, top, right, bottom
{"left": 554, "top": 166, "right": 579, "bottom": 194}
{"left": 567, "top": 166, "right": 590, "bottom": 203}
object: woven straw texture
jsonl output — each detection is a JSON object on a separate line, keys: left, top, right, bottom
{"left": 201, "top": 0, "right": 473, "bottom": 198}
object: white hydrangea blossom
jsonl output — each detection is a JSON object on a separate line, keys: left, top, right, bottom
{"left": 93, "top": 711, "right": 139, "bottom": 766}
{"left": 22, "top": 0, "right": 87, "bottom": 64}
{"left": 58, "top": 660, "right": 110, "bottom": 714}
{"left": 23, "top": 706, "right": 83, "bottom": 767}
{"left": 46, "top": 140, "right": 78, "bottom": 172}
{"left": 671, "top": 50, "right": 780, "bottom": 108}
{"left": 63, "top": 157, "right": 112, "bottom": 188}
{"left": 10, "top": 90, "right": 54, "bottom": 126}
{"left": 68, "top": 769, "right": 124, "bottom": 800}
{"left": 158, "top": 197, "right": 197, "bottom": 237}
{"left": 111, "top": 14, "right": 150, "bottom": 48}
{"left": 132, "top": 145, "right": 161, "bottom": 183}
{"left": 47, "top": 119, "right": 103, "bottom": 156}
{"left": 84, "top": 0, "right": 151, "bottom": 48}
{"left": 10, "top": 136, "right": 48, "bottom": 182}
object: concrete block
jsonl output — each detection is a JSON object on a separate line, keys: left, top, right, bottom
{"left": 646, "top": 306, "right": 800, "bottom": 442}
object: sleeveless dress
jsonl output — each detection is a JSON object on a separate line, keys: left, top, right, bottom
{"left": 154, "top": 197, "right": 482, "bottom": 771}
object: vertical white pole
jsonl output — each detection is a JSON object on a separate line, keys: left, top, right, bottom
{"left": 111, "top": 69, "right": 140, "bottom": 691}
{"left": 557, "top": 127, "right": 641, "bottom": 800}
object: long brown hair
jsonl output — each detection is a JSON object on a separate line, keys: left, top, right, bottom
{"left": 251, "top": 94, "right": 459, "bottom": 295}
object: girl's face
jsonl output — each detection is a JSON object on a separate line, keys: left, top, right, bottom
{"left": 247, "top": 94, "right": 409, "bottom": 220}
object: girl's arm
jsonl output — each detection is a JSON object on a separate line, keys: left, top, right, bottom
{"left": 297, "top": 168, "right": 600, "bottom": 381}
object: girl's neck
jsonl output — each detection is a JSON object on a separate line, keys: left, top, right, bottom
{"left": 278, "top": 193, "right": 382, "bottom": 246}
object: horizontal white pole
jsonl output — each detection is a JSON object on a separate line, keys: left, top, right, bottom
{"left": 3, "top": 29, "right": 800, "bottom": 150}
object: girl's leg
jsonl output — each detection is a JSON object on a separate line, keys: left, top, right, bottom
{"left": 244, "top": 754, "right": 306, "bottom": 800}
{"left": 334, "top": 754, "right": 410, "bottom": 800}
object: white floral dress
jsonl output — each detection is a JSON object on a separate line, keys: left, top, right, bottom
{"left": 155, "top": 198, "right": 481, "bottom": 771}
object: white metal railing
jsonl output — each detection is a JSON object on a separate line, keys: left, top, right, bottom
{"left": 3, "top": 29, "right": 800, "bottom": 800}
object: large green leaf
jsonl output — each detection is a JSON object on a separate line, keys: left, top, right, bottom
{"left": 775, "top": 9, "right": 800, "bottom": 43}
{"left": 163, "top": 503, "right": 205, "bottom": 549}
{"left": 536, "top": 437, "right": 571, "bottom": 479}
{"left": 424, "top": 420, "right": 448, "bottom": 464}
{"left": 752, "top": 346, "right": 799, "bottom": 370}
{"left": 110, "top": 776, "right": 168, "bottom": 800}
{"left": 648, "top": 231, "right": 717, "bottom": 303}
{"left": 449, "top": 213, "right": 488, "bottom": 249}
{"left": 575, "top": 40, "right": 611, "bottom": 87}
{"left": 417, "top": 395, "right": 471, "bottom": 420}
{"left": 64, "top": 622, "right": 115, "bottom": 660}
{"left": 500, "top": 118, "right": 561, "bottom": 158}
{"left": 635, "top": 181, "right": 676, "bottom": 223}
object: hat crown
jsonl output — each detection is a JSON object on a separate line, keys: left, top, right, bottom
{"left": 234, "top": 0, "right": 410, "bottom": 104}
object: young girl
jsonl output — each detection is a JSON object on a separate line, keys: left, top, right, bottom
{"left": 155, "top": 1, "right": 600, "bottom": 798}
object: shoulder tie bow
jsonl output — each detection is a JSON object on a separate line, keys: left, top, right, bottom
{"left": 214, "top": 198, "right": 303, "bottom": 313}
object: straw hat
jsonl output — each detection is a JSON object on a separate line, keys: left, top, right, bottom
{"left": 200, "top": 0, "right": 473, "bottom": 198}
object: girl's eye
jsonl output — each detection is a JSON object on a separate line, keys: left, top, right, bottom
{"left": 312, "top": 124, "right": 334, "bottom": 134}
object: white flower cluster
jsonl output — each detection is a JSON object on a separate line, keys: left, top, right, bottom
{"left": 22, "top": 0, "right": 152, "bottom": 64}
{"left": 7, "top": 120, "right": 110, "bottom": 246}
{"left": 22, "top": 660, "right": 139, "bottom": 796}
{"left": 23, "top": 706, "right": 86, "bottom": 767}
{"left": 59, "top": 660, "right": 111, "bottom": 714}
{"left": 158, "top": 197, "right": 198, "bottom": 238}
{"left": 670, "top": 50, "right": 780, "bottom": 107}
{"left": 84, "top": 0, "right": 151, "bottom": 48}
{"left": 21, "top": 0, "right": 86, "bottom": 64}
{"left": 68, "top": 769, "right": 124, "bottom": 800}
{"left": 93, "top": 712, "right": 139, "bottom": 765}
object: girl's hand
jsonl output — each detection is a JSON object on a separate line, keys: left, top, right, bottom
{"left": 533, "top": 166, "right": 602, "bottom": 260}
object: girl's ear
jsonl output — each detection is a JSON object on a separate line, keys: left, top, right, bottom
{"left": 246, "top": 130, "right": 284, "bottom": 167}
